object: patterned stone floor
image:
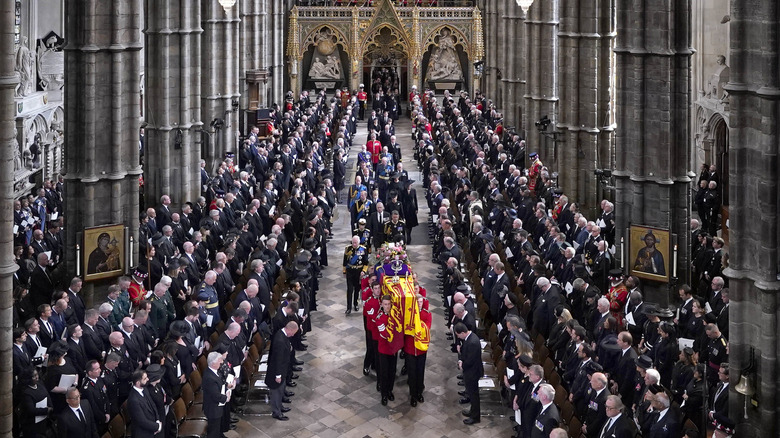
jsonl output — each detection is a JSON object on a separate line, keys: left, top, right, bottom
{"left": 236, "top": 117, "right": 513, "bottom": 438}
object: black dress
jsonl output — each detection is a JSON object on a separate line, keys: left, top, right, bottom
{"left": 20, "top": 383, "right": 50, "bottom": 438}
{"left": 43, "top": 359, "right": 79, "bottom": 414}
{"left": 402, "top": 188, "right": 419, "bottom": 228}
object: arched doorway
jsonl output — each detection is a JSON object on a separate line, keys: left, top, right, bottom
{"left": 706, "top": 114, "right": 729, "bottom": 242}
{"left": 362, "top": 26, "right": 410, "bottom": 108}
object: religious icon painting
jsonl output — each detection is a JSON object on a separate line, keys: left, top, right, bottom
{"left": 628, "top": 225, "right": 670, "bottom": 283}
{"left": 83, "top": 224, "right": 125, "bottom": 282}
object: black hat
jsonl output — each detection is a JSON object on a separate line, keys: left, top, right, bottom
{"left": 637, "top": 355, "right": 653, "bottom": 369}
{"left": 213, "top": 343, "right": 229, "bottom": 355}
{"left": 517, "top": 354, "right": 534, "bottom": 367}
{"left": 584, "top": 361, "right": 604, "bottom": 374}
{"left": 294, "top": 269, "right": 312, "bottom": 282}
{"left": 152, "top": 232, "right": 165, "bottom": 246}
{"left": 403, "top": 180, "right": 415, "bottom": 188}
{"left": 303, "top": 238, "right": 317, "bottom": 251}
{"left": 307, "top": 213, "right": 318, "bottom": 222}
{"left": 456, "top": 284, "right": 471, "bottom": 293}
{"left": 507, "top": 209, "right": 518, "bottom": 219}
{"left": 215, "top": 189, "right": 226, "bottom": 198}
{"left": 647, "top": 384, "right": 665, "bottom": 395}
{"left": 390, "top": 171, "right": 400, "bottom": 179}
{"left": 146, "top": 364, "right": 164, "bottom": 381}
{"left": 643, "top": 305, "right": 674, "bottom": 318}
{"left": 133, "top": 265, "right": 148, "bottom": 279}
{"left": 168, "top": 259, "right": 180, "bottom": 270}
{"left": 608, "top": 269, "right": 623, "bottom": 280}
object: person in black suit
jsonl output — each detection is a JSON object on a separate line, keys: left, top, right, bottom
{"left": 709, "top": 364, "right": 730, "bottom": 430}
{"left": 66, "top": 324, "right": 88, "bottom": 380}
{"left": 610, "top": 331, "right": 638, "bottom": 406}
{"left": 532, "top": 277, "right": 562, "bottom": 339}
{"left": 368, "top": 202, "right": 389, "bottom": 249}
{"left": 647, "top": 392, "right": 680, "bottom": 438}
{"left": 37, "top": 305, "right": 57, "bottom": 348}
{"left": 203, "top": 352, "right": 231, "bottom": 437}
{"left": 66, "top": 277, "right": 87, "bottom": 325}
{"left": 81, "top": 309, "right": 106, "bottom": 361}
{"left": 599, "top": 395, "right": 637, "bottom": 438}
{"left": 29, "top": 253, "right": 54, "bottom": 310}
{"left": 81, "top": 360, "right": 110, "bottom": 435}
{"left": 582, "top": 372, "right": 609, "bottom": 438}
{"left": 530, "top": 384, "right": 560, "bottom": 438}
{"left": 13, "top": 327, "right": 32, "bottom": 376}
{"left": 488, "top": 262, "right": 511, "bottom": 321}
{"left": 127, "top": 370, "right": 162, "bottom": 437}
{"left": 456, "top": 322, "right": 483, "bottom": 425}
{"left": 266, "top": 321, "right": 297, "bottom": 421}
{"left": 58, "top": 387, "right": 99, "bottom": 438}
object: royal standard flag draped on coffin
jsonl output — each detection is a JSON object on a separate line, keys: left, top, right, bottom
{"left": 382, "top": 275, "right": 430, "bottom": 352}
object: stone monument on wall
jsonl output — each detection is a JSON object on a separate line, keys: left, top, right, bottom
{"left": 425, "top": 29, "right": 463, "bottom": 90}
{"left": 307, "top": 28, "right": 343, "bottom": 89}
{"left": 14, "top": 36, "right": 34, "bottom": 97}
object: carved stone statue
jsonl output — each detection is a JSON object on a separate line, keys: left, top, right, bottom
{"left": 706, "top": 55, "right": 730, "bottom": 100}
{"left": 308, "top": 29, "right": 343, "bottom": 80}
{"left": 426, "top": 30, "right": 463, "bottom": 82}
{"left": 15, "top": 36, "right": 35, "bottom": 97}
{"left": 37, "top": 35, "right": 65, "bottom": 91}
{"left": 12, "top": 127, "right": 22, "bottom": 175}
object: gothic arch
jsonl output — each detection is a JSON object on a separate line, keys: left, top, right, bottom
{"left": 301, "top": 25, "right": 350, "bottom": 60}
{"left": 360, "top": 24, "right": 411, "bottom": 60}
{"left": 706, "top": 113, "right": 729, "bottom": 205}
{"left": 421, "top": 25, "right": 470, "bottom": 57}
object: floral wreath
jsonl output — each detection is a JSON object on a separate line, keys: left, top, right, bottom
{"left": 378, "top": 242, "right": 409, "bottom": 265}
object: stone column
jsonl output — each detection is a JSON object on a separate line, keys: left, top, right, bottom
{"left": 557, "top": 0, "right": 615, "bottom": 212}
{"left": 64, "top": 0, "right": 142, "bottom": 304}
{"left": 613, "top": 0, "right": 692, "bottom": 303}
{"left": 202, "top": 0, "right": 241, "bottom": 169}
{"left": 724, "top": 2, "right": 780, "bottom": 436}
{"left": 482, "top": 0, "right": 498, "bottom": 98}
{"left": 500, "top": 2, "right": 525, "bottom": 131}
{"left": 0, "top": 1, "right": 18, "bottom": 434}
{"left": 144, "top": 0, "right": 203, "bottom": 206}
{"left": 270, "top": 0, "right": 287, "bottom": 105}
{"left": 524, "top": 0, "right": 559, "bottom": 161}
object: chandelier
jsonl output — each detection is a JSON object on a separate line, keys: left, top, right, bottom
{"left": 515, "top": 0, "right": 534, "bottom": 14}
{"left": 219, "top": 0, "right": 236, "bottom": 12}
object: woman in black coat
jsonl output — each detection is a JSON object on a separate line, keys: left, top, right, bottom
{"left": 333, "top": 149, "right": 346, "bottom": 195}
{"left": 652, "top": 322, "right": 679, "bottom": 388}
{"left": 401, "top": 181, "right": 418, "bottom": 243}
{"left": 18, "top": 368, "right": 52, "bottom": 438}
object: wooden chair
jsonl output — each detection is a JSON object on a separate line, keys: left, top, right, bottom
{"left": 181, "top": 383, "right": 206, "bottom": 420}
{"left": 559, "top": 399, "right": 575, "bottom": 426}
{"left": 553, "top": 383, "right": 567, "bottom": 407}
{"left": 171, "top": 398, "right": 208, "bottom": 438}
{"left": 189, "top": 369, "right": 204, "bottom": 404}
{"left": 548, "top": 371, "right": 561, "bottom": 389}
{"left": 568, "top": 416, "right": 583, "bottom": 438}
{"left": 223, "top": 301, "right": 235, "bottom": 316}
{"left": 543, "top": 357, "right": 555, "bottom": 379}
{"left": 106, "top": 414, "right": 126, "bottom": 438}
{"left": 196, "top": 355, "right": 208, "bottom": 374}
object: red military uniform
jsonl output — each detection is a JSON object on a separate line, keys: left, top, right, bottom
{"left": 607, "top": 281, "right": 629, "bottom": 328}
{"left": 357, "top": 89, "right": 368, "bottom": 120}
{"left": 366, "top": 140, "right": 382, "bottom": 166}
{"left": 128, "top": 277, "right": 146, "bottom": 308}
{"left": 528, "top": 155, "right": 543, "bottom": 193}
{"left": 341, "top": 89, "right": 351, "bottom": 109}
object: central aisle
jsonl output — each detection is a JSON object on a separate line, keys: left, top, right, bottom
{"left": 239, "top": 117, "right": 513, "bottom": 437}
